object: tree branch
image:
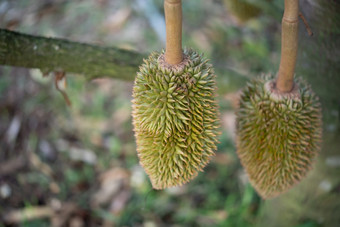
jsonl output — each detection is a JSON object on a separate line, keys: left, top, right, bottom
{"left": 0, "top": 29, "right": 249, "bottom": 93}
{"left": 0, "top": 29, "right": 147, "bottom": 81}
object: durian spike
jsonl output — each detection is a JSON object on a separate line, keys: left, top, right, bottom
{"left": 276, "top": 0, "right": 299, "bottom": 92}
{"left": 164, "top": 0, "right": 183, "bottom": 65}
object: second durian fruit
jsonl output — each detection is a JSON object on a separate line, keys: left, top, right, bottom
{"left": 236, "top": 74, "right": 322, "bottom": 199}
{"left": 132, "top": 49, "right": 220, "bottom": 189}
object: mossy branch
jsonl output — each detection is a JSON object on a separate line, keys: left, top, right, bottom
{"left": 0, "top": 29, "right": 249, "bottom": 92}
{"left": 0, "top": 29, "right": 147, "bottom": 81}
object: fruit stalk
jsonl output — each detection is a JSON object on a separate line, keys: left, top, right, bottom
{"left": 164, "top": 0, "right": 183, "bottom": 65}
{"left": 276, "top": 0, "right": 299, "bottom": 92}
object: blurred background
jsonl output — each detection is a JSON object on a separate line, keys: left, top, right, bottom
{"left": 0, "top": 0, "right": 339, "bottom": 226}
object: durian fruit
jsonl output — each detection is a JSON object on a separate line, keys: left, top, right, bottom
{"left": 132, "top": 0, "right": 220, "bottom": 189}
{"left": 132, "top": 49, "right": 220, "bottom": 189}
{"left": 236, "top": 75, "right": 322, "bottom": 198}
{"left": 235, "top": 0, "right": 322, "bottom": 199}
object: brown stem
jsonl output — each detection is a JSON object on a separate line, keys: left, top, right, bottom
{"left": 276, "top": 0, "right": 299, "bottom": 92}
{"left": 164, "top": 0, "right": 183, "bottom": 65}
{"left": 55, "top": 71, "right": 72, "bottom": 107}
{"left": 299, "top": 12, "right": 313, "bottom": 36}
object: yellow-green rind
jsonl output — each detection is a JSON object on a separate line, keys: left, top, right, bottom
{"left": 132, "top": 49, "right": 220, "bottom": 189}
{"left": 236, "top": 74, "right": 322, "bottom": 199}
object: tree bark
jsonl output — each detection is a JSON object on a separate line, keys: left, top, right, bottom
{"left": 0, "top": 29, "right": 147, "bottom": 81}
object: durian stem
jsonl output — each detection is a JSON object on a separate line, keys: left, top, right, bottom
{"left": 164, "top": 0, "right": 183, "bottom": 65}
{"left": 276, "top": 0, "right": 299, "bottom": 93}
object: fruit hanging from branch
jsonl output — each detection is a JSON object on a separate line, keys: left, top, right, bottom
{"left": 132, "top": 0, "right": 220, "bottom": 189}
{"left": 236, "top": 0, "right": 322, "bottom": 199}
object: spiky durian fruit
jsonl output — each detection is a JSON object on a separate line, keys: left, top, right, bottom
{"left": 132, "top": 48, "right": 220, "bottom": 189}
{"left": 236, "top": 74, "right": 322, "bottom": 199}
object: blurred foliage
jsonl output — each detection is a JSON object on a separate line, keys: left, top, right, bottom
{"left": 0, "top": 0, "right": 339, "bottom": 226}
{"left": 223, "top": 0, "right": 262, "bottom": 24}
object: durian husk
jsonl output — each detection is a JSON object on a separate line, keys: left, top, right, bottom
{"left": 236, "top": 74, "right": 322, "bottom": 199}
{"left": 132, "top": 48, "right": 220, "bottom": 189}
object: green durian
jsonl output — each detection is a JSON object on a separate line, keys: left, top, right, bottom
{"left": 132, "top": 48, "right": 220, "bottom": 189}
{"left": 236, "top": 74, "right": 322, "bottom": 199}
